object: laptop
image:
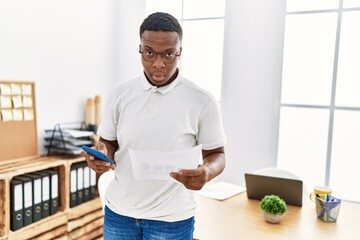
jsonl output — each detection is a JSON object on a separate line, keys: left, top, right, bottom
{"left": 245, "top": 173, "right": 303, "bottom": 206}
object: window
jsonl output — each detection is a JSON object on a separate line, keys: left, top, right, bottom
{"left": 145, "top": 0, "right": 225, "bottom": 101}
{"left": 278, "top": 0, "right": 360, "bottom": 202}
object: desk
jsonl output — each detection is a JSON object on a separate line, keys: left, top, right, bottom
{"left": 194, "top": 192, "right": 360, "bottom": 240}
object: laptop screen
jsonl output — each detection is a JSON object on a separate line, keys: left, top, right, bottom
{"left": 245, "top": 173, "right": 303, "bottom": 206}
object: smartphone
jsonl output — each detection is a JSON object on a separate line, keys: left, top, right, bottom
{"left": 81, "top": 145, "right": 115, "bottom": 165}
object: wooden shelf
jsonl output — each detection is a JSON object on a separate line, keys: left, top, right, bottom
{"left": 67, "top": 198, "right": 103, "bottom": 239}
{"left": 6, "top": 212, "right": 68, "bottom": 240}
{"left": 0, "top": 156, "right": 68, "bottom": 180}
{"left": 0, "top": 156, "right": 103, "bottom": 240}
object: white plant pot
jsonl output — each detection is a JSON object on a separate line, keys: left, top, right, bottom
{"left": 263, "top": 212, "right": 283, "bottom": 224}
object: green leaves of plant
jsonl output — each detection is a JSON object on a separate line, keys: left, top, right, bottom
{"left": 260, "top": 195, "right": 287, "bottom": 215}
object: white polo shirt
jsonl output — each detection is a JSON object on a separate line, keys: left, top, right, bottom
{"left": 98, "top": 72, "right": 226, "bottom": 222}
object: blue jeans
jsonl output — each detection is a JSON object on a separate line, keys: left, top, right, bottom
{"left": 103, "top": 206, "right": 195, "bottom": 240}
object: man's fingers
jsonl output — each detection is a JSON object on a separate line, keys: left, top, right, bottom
{"left": 171, "top": 172, "right": 197, "bottom": 183}
{"left": 178, "top": 169, "right": 201, "bottom": 176}
{"left": 80, "top": 151, "right": 95, "bottom": 160}
{"left": 96, "top": 142, "right": 108, "bottom": 154}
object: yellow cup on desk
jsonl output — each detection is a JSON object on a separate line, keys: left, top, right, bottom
{"left": 309, "top": 186, "right": 332, "bottom": 201}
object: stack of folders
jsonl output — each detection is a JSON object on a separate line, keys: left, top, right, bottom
{"left": 10, "top": 169, "right": 59, "bottom": 231}
{"left": 70, "top": 162, "right": 97, "bottom": 208}
{"left": 44, "top": 128, "right": 94, "bottom": 155}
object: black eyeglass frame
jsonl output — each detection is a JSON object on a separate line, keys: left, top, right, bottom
{"left": 139, "top": 45, "right": 182, "bottom": 64}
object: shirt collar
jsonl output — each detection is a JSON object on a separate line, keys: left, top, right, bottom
{"left": 140, "top": 71, "right": 182, "bottom": 95}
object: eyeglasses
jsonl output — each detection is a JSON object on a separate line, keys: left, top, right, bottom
{"left": 139, "top": 45, "right": 181, "bottom": 64}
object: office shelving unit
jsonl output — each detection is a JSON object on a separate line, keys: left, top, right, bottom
{"left": 0, "top": 156, "right": 103, "bottom": 240}
{"left": 0, "top": 81, "right": 103, "bottom": 239}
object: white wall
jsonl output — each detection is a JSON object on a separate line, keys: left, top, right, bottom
{"left": 0, "top": 0, "right": 286, "bottom": 185}
{"left": 0, "top": 0, "right": 142, "bottom": 154}
{"left": 115, "top": 1, "right": 144, "bottom": 83}
{"left": 219, "top": 0, "right": 286, "bottom": 185}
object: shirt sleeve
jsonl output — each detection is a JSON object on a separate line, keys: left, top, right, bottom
{"left": 97, "top": 89, "right": 118, "bottom": 141}
{"left": 197, "top": 98, "right": 227, "bottom": 150}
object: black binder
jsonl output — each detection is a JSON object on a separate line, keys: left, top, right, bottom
{"left": 13, "top": 176, "right": 33, "bottom": 227}
{"left": 76, "top": 163, "right": 84, "bottom": 205}
{"left": 10, "top": 178, "right": 23, "bottom": 231}
{"left": 32, "top": 171, "right": 50, "bottom": 218}
{"left": 90, "top": 167, "right": 97, "bottom": 200}
{"left": 82, "top": 162, "right": 91, "bottom": 202}
{"left": 42, "top": 170, "right": 59, "bottom": 215}
{"left": 70, "top": 165, "right": 77, "bottom": 208}
{"left": 23, "top": 173, "right": 42, "bottom": 223}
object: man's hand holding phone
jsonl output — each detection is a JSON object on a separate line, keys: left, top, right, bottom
{"left": 81, "top": 142, "right": 115, "bottom": 174}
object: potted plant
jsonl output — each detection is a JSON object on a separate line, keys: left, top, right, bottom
{"left": 260, "top": 195, "right": 287, "bottom": 224}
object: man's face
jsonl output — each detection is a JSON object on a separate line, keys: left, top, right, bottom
{"left": 140, "top": 30, "right": 181, "bottom": 87}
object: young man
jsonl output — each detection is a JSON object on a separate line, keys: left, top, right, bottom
{"left": 82, "top": 12, "right": 226, "bottom": 239}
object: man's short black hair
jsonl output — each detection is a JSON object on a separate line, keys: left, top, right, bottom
{"left": 140, "top": 12, "right": 183, "bottom": 41}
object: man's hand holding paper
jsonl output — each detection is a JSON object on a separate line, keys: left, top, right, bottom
{"left": 170, "top": 164, "right": 210, "bottom": 191}
{"left": 128, "top": 145, "right": 202, "bottom": 186}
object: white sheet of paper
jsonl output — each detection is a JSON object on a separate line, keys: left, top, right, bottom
{"left": 11, "top": 83, "right": 22, "bottom": 95}
{"left": 23, "top": 96, "right": 33, "bottom": 107}
{"left": 12, "top": 109, "right": 23, "bottom": 121}
{"left": 12, "top": 96, "right": 23, "bottom": 108}
{"left": 195, "top": 181, "right": 246, "bottom": 200}
{"left": 62, "top": 129, "right": 94, "bottom": 138}
{"left": 0, "top": 84, "right": 11, "bottom": 95}
{"left": 23, "top": 109, "right": 34, "bottom": 121}
{"left": 22, "top": 84, "right": 32, "bottom": 95}
{"left": 129, "top": 145, "right": 202, "bottom": 181}
{"left": 1, "top": 110, "right": 13, "bottom": 121}
{"left": 0, "top": 96, "right": 12, "bottom": 108}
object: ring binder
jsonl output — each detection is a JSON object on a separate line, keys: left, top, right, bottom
{"left": 31, "top": 171, "right": 50, "bottom": 218}
{"left": 83, "top": 162, "right": 91, "bottom": 202}
{"left": 90, "top": 167, "right": 97, "bottom": 200}
{"left": 23, "top": 173, "right": 42, "bottom": 223}
{"left": 12, "top": 176, "right": 33, "bottom": 227}
{"left": 42, "top": 169, "right": 59, "bottom": 215}
{"left": 10, "top": 179, "right": 23, "bottom": 231}
{"left": 70, "top": 165, "right": 78, "bottom": 208}
{"left": 76, "top": 163, "right": 84, "bottom": 205}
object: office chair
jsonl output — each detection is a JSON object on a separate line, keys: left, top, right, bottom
{"left": 97, "top": 170, "right": 115, "bottom": 211}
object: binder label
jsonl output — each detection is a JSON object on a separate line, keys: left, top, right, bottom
{"left": 77, "top": 168, "right": 84, "bottom": 190}
{"left": 43, "top": 176, "right": 50, "bottom": 201}
{"left": 84, "top": 166, "right": 90, "bottom": 188}
{"left": 71, "top": 170, "right": 77, "bottom": 193}
{"left": 34, "top": 179, "right": 41, "bottom": 204}
{"left": 24, "top": 182, "right": 32, "bottom": 208}
{"left": 52, "top": 174, "right": 58, "bottom": 198}
{"left": 90, "top": 169, "right": 96, "bottom": 186}
{"left": 14, "top": 185, "right": 23, "bottom": 211}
